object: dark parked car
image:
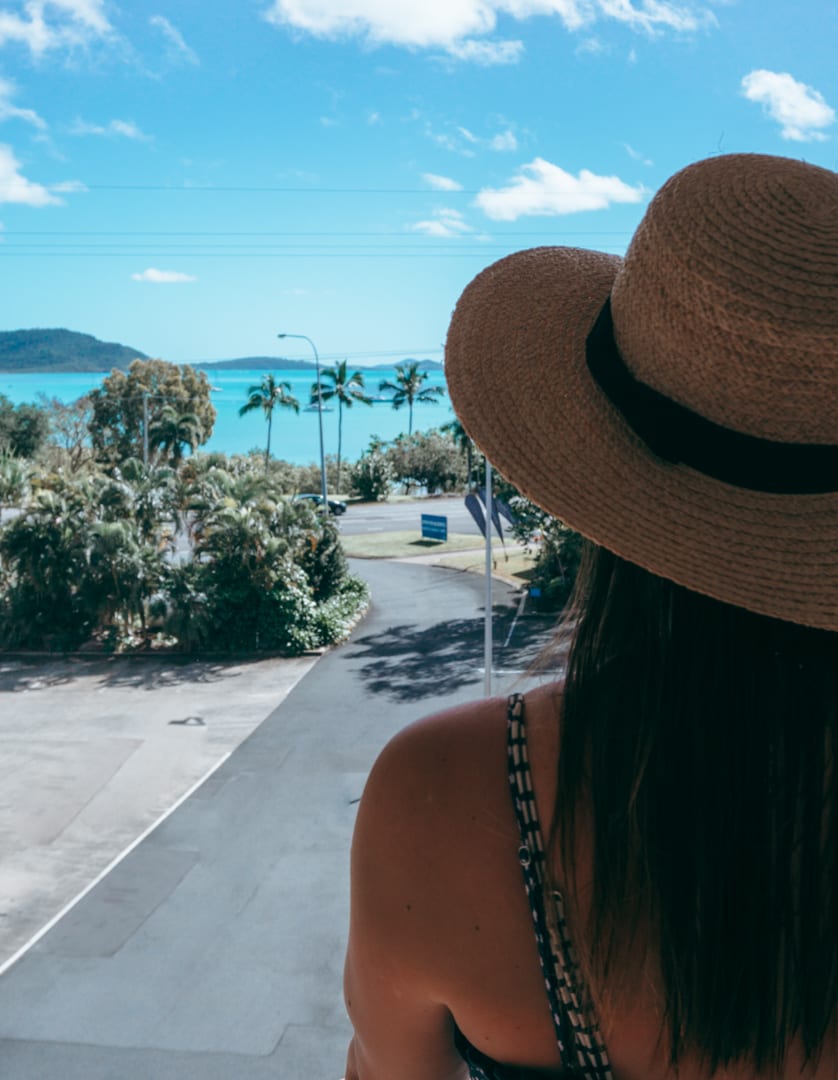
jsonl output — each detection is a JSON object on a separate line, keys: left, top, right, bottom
{"left": 293, "top": 493, "right": 347, "bottom": 516}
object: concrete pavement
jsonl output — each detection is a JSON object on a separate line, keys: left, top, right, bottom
{"left": 0, "top": 653, "right": 319, "bottom": 972}
{"left": 0, "top": 558, "right": 558, "bottom": 1079}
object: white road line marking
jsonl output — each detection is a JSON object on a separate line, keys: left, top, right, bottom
{"left": 0, "top": 751, "right": 232, "bottom": 980}
{"left": 502, "top": 589, "right": 528, "bottom": 649}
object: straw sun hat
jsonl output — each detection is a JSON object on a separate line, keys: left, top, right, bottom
{"left": 445, "top": 153, "right": 838, "bottom": 631}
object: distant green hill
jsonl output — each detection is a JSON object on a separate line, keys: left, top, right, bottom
{"left": 0, "top": 331, "right": 446, "bottom": 374}
{"left": 0, "top": 329, "right": 148, "bottom": 372}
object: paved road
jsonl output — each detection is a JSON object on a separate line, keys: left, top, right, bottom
{"left": 339, "top": 495, "right": 483, "bottom": 537}
{"left": 0, "top": 559, "right": 558, "bottom": 1080}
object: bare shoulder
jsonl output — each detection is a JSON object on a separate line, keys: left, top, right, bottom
{"left": 356, "top": 682, "right": 562, "bottom": 842}
{"left": 354, "top": 695, "right": 511, "bottom": 867}
{"left": 344, "top": 684, "right": 566, "bottom": 1077}
{"left": 361, "top": 681, "right": 562, "bottom": 809}
{"left": 350, "top": 684, "right": 563, "bottom": 961}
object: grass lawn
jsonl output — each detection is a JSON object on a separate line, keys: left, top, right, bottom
{"left": 433, "top": 548, "right": 538, "bottom": 587}
{"left": 341, "top": 531, "right": 483, "bottom": 559}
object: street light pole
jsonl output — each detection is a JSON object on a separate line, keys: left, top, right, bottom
{"left": 277, "top": 332, "right": 328, "bottom": 512}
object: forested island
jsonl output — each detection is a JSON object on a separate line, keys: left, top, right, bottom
{"left": 0, "top": 329, "right": 148, "bottom": 373}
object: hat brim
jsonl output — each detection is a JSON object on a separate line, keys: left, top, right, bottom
{"left": 445, "top": 247, "right": 838, "bottom": 631}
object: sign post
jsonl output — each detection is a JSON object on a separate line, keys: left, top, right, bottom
{"left": 484, "top": 459, "right": 493, "bottom": 698}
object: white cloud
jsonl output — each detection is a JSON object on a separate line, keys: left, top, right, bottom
{"left": 0, "top": 0, "right": 112, "bottom": 57}
{"left": 262, "top": 0, "right": 715, "bottom": 61}
{"left": 131, "top": 268, "right": 196, "bottom": 284}
{"left": 741, "top": 70, "right": 835, "bottom": 142}
{"left": 411, "top": 208, "right": 473, "bottom": 236}
{"left": 622, "top": 141, "right": 653, "bottom": 165}
{"left": 576, "top": 34, "right": 608, "bottom": 54}
{"left": 426, "top": 120, "right": 519, "bottom": 156}
{"left": 474, "top": 157, "right": 646, "bottom": 220}
{"left": 70, "top": 117, "right": 152, "bottom": 141}
{"left": 0, "top": 76, "right": 46, "bottom": 128}
{"left": 489, "top": 128, "right": 517, "bottom": 151}
{"left": 50, "top": 178, "right": 86, "bottom": 191}
{"left": 0, "top": 142, "right": 60, "bottom": 204}
{"left": 444, "top": 37, "right": 523, "bottom": 64}
{"left": 427, "top": 125, "right": 476, "bottom": 156}
{"left": 149, "top": 14, "right": 199, "bottom": 64}
{"left": 366, "top": 109, "right": 381, "bottom": 124}
{"left": 597, "top": 0, "right": 711, "bottom": 33}
{"left": 423, "top": 172, "right": 463, "bottom": 191}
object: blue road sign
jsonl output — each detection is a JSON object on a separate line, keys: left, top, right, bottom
{"left": 421, "top": 513, "right": 448, "bottom": 541}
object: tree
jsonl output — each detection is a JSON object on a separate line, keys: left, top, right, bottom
{"left": 314, "top": 360, "right": 371, "bottom": 492}
{"left": 0, "top": 394, "right": 50, "bottom": 459}
{"left": 37, "top": 393, "right": 94, "bottom": 472}
{"left": 384, "top": 430, "right": 467, "bottom": 495}
{"left": 88, "top": 358, "right": 216, "bottom": 466}
{"left": 440, "top": 416, "right": 476, "bottom": 488}
{"left": 351, "top": 448, "right": 393, "bottom": 502}
{"left": 238, "top": 374, "right": 299, "bottom": 471}
{"left": 148, "top": 406, "right": 204, "bottom": 466}
{"left": 0, "top": 453, "right": 29, "bottom": 508}
{"left": 378, "top": 362, "right": 444, "bottom": 436}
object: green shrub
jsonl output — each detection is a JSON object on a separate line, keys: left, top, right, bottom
{"left": 313, "top": 576, "right": 370, "bottom": 645}
{"left": 528, "top": 519, "right": 583, "bottom": 612}
{"left": 351, "top": 449, "right": 393, "bottom": 501}
{"left": 299, "top": 517, "right": 348, "bottom": 600}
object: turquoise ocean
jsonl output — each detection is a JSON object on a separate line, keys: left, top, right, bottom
{"left": 0, "top": 367, "right": 454, "bottom": 466}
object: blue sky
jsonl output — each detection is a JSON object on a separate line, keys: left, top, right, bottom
{"left": 0, "top": 0, "right": 835, "bottom": 366}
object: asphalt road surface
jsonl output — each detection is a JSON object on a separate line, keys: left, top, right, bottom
{"left": 0, "top": 558, "right": 559, "bottom": 1080}
{"left": 339, "top": 495, "right": 483, "bottom": 536}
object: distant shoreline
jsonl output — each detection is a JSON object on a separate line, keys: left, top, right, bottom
{"left": 0, "top": 358, "right": 444, "bottom": 375}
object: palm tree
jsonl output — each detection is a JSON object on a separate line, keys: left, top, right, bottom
{"left": 239, "top": 374, "right": 300, "bottom": 471}
{"left": 148, "top": 406, "right": 204, "bottom": 466}
{"left": 378, "top": 361, "right": 444, "bottom": 436}
{"left": 441, "top": 416, "right": 476, "bottom": 488}
{"left": 314, "top": 360, "right": 371, "bottom": 493}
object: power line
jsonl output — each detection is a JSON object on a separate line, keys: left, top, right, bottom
{"left": 0, "top": 250, "right": 627, "bottom": 258}
{"left": 84, "top": 184, "right": 483, "bottom": 193}
{"left": 6, "top": 229, "right": 634, "bottom": 237}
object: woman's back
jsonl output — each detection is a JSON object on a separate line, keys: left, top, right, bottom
{"left": 345, "top": 678, "right": 838, "bottom": 1080}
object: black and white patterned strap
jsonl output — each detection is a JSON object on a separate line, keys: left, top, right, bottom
{"left": 506, "top": 693, "right": 612, "bottom": 1080}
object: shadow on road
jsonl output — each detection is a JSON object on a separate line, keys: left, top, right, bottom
{"left": 0, "top": 655, "right": 270, "bottom": 693}
{"left": 346, "top": 605, "right": 562, "bottom": 703}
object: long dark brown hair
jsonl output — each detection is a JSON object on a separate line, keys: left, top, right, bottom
{"left": 553, "top": 542, "right": 838, "bottom": 1072}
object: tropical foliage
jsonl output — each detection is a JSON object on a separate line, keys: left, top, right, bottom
{"left": 148, "top": 405, "right": 204, "bottom": 466}
{"left": 88, "top": 358, "right": 216, "bottom": 465}
{"left": 384, "top": 429, "right": 468, "bottom": 495}
{"left": 351, "top": 445, "right": 393, "bottom": 501}
{"left": 238, "top": 374, "right": 300, "bottom": 470}
{"left": 0, "top": 394, "right": 50, "bottom": 459}
{"left": 313, "top": 361, "right": 371, "bottom": 492}
{"left": 0, "top": 456, "right": 368, "bottom": 654}
{"left": 378, "top": 362, "right": 444, "bottom": 435}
